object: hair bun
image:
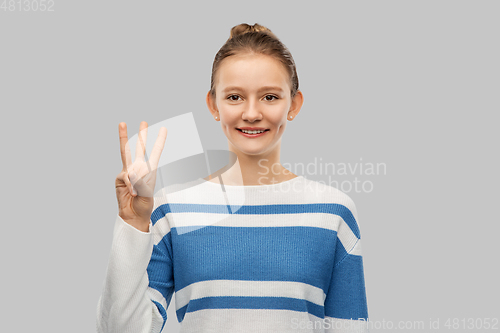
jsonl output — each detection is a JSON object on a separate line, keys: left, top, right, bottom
{"left": 229, "top": 23, "right": 276, "bottom": 39}
{"left": 211, "top": 22, "right": 299, "bottom": 98}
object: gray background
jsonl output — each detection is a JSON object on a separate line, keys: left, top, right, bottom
{"left": 1, "top": 1, "right": 498, "bottom": 332}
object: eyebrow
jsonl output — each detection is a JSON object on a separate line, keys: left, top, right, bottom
{"left": 221, "top": 86, "right": 284, "bottom": 94}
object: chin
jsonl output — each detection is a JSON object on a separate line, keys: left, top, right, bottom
{"left": 233, "top": 146, "right": 270, "bottom": 156}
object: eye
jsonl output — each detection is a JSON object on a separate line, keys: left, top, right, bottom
{"left": 227, "top": 94, "right": 241, "bottom": 101}
{"left": 264, "top": 95, "right": 278, "bottom": 101}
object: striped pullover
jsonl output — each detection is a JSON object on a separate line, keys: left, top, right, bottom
{"left": 96, "top": 175, "right": 369, "bottom": 332}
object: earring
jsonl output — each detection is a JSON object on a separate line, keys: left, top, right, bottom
{"left": 215, "top": 116, "right": 218, "bottom": 120}
{"left": 289, "top": 115, "right": 293, "bottom": 119}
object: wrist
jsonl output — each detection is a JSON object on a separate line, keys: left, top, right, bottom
{"left": 119, "top": 215, "right": 150, "bottom": 232}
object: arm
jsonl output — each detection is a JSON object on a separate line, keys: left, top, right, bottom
{"left": 324, "top": 198, "right": 369, "bottom": 332}
{"left": 96, "top": 199, "right": 175, "bottom": 333}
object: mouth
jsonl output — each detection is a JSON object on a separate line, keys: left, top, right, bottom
{"left": 236, "top": 128, "right": 270, "bottom": 137}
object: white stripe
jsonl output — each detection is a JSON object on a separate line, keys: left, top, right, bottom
{"left": 349, "top": 239, "right": 363, "bottom": 256}
{"left": 155, "top": 176, "right": 355, "bottom": 208}
{"left": 151, "top": 215, "right": 171, "bottom": 245}
{"left": 175, "top": 280, "right": 326, "bottom": 311}
{"left": 168, "top": 212, "right": 338, "bottom": 229}
{"left": 336, "top": 220, "right": 359, "bottom": 254}
{"left": 178, "top": 308, "right": 328, "bottom": 333}
{"left": 147, "top": 287, "right": 168, "bottom": 313}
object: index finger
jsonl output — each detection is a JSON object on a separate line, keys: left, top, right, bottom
{"left": 118, "top": 122, "right": 133, "bottom": 170}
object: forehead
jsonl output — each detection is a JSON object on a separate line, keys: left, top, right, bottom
{"left": 216, "top": 54, "right": 289, "bottom": 92}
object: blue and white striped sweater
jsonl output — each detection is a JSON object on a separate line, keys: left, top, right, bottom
{"left": 96, "top": 175, "right": 369, "bottom": 333}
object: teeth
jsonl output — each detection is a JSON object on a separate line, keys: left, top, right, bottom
{"left": 241, "top": 129, "right": 265, "bottom": 134}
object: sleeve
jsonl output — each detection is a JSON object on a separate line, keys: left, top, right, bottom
{"left": 323, "top": 197, "right": 369, "bottom": 332}
{"left": 96, "top": 196, "right": 175, "bottom": 333}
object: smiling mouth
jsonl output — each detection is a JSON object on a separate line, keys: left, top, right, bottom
{"left": 236, "top": 128, "right": 270, "bottom": 134}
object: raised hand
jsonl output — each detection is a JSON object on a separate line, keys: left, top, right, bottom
{"left": 115, "top": 121, "right": 167, "bottom": 232}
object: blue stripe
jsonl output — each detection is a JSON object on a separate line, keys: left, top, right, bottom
{"left": 170, "top": 226, "right": 337, "bottom": 292}
{"left": 324, "top": 253, "right": 368, "bottom": 320}
{"left": 151, "top": 203, "right": 360, "bottom": 238}
{"left": 147, "top": 237, "right": 174, "bottom": 303}
{"left": 175, "top": 296, "right": 324, "bottom": 323}
{"left": 151, "top": 300, "right": 167, "bottom": 331}
{"left": 333, "top": 239, "right": 348, "bottom": 267}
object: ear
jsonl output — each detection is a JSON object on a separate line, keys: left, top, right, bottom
{"left": 287, "top": 90, "right": 304, "bottom": 119}
{"left": 206, "top": 91, "right": 219, "bottom": 118}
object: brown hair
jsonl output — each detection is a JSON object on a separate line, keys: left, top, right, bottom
{"left": 209, "top": 23, "right": 299, "bottom": 98}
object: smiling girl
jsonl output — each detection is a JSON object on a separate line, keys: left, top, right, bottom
{"left": 203, "top": 30, "right": 303, "bottom": 185}
{"left": 97, "top": 23, "right": 369, "bottom": 333}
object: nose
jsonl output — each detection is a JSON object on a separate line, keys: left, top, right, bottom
{"left": 242, "top": 100, "right": 263, "bottom": 122}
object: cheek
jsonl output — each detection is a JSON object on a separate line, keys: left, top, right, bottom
{"left": 219, "top": 112, "right": 239, "bottom": 128}
{"left": 270, "top": 113, "right": 288, "bottom": 128}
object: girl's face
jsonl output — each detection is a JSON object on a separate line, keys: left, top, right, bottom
{"left": 207, "top": 53, "right": 303, "bottom": 157}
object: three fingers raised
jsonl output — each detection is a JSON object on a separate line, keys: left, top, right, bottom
{"left": 118, "top": 121, "right": 168, "bottom": 172}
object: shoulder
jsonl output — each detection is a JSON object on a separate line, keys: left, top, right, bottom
{"left": 299, "top": 177, "right": 362, "bottom": 239}
{"left": 301, "top": 176, "right": 358, "bottom": 219}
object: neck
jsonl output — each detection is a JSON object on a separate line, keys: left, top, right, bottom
{"left": 214, "top": 142, "right": 295, "bottom": 186}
